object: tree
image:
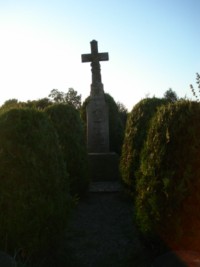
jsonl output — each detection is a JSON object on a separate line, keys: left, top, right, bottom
{"left": 48, "top": 88, "right": 82, "bottom": 109}
{"left": 64, "top": 88, "right": 82, "bottom": 109}
{"left": 25, "top": 98, "right": 52, "bottom": 110}
{"left": 2, "top": 98, "right": 18, "bottom": 105}
{"left": 190, "top": 73, "right": 200, "bottom": 101}
{"left": 1, "top": 99, "right": 20, "bottom": 109}
{"left": 163, "top": 88, "right": 178, "bottom": 102}
{"left": 48, "top": 89, "right": 65, "bottom": 103}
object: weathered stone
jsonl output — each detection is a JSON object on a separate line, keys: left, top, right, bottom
{"left": 82, "top": 40, "right": 109, "bottom": 153}
{"left": 86, "top": 94, "right": 109, "bottom": 152}
{"left": 89, "top": 181, "right": 122, "bottom": 192}
{"left": 88, "top": 153, "right": 119, "bottom": 181}
{"left": 81, "top": 40, "right": 108, "bottom": 85}
{"left": 82, "top": 40, "right": 120, "bottom": 182}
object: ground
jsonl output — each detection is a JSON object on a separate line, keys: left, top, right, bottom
{"left": 37, "top": 186, "right": 198, "bottom": 267}
{"left": 64, "top": 191, "right": 153, "bottom": 267}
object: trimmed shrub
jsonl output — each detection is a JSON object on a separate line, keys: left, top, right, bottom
{"left": 81, "top": 93, "right": 125, "bottom": 154}
{"left": 0, "top": 100, "right": 25, "bottom": 113}
{"left": 0, "top": 108, "right": 71, "bottom": 260}
{"left": 120, "top": 98, "right": 167, "bottom": 194}
{"left": 24, "top": 98, "right": 53, "bottom": 110}
{"left": 0, "top": 98, "right": 53, "bottom": 112}
{"left": 135, "top": 101, "right": 200, "bottom": 250}
{"left": 45, "top": 104, "right": 89, "bottom": 196}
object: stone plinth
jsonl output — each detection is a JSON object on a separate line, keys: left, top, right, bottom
{"left": 88, "top": 153, "right": 119, "bottom": 182}
{"left": 89, "top": 181, "right": 122, "bottom": 192}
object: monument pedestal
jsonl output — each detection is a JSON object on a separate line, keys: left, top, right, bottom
{"left": 86, "top": 90, "right": 109, "bottom": 153}
{"left": 82, "top": 40, "right": 120, "bottom": 183}
{"left": 88, "top": 152, "right": 119, "bottom": 182}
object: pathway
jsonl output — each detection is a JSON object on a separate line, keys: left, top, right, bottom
{"left": 65, "top": 184, "right": 150, "bottom": 267}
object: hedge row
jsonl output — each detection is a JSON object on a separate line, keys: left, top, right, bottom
{"left": 120, "top": 99, "right": 200, "bottom": 251}
{"left": 45, "top": 104, "right": 89, "bottom": 197}
{"left": 0, "top": 104, "right": 89, "bottom": 262}
{"left": 120, "top": 98, "right": 167, "bottom": 194}
{"left": 0, "top": 108, "right": 71, "bottom": 260}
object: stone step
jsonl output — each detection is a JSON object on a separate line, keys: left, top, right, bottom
{"left": 89, "top": 181, "right": 122, "bottom": 193}
{"left": 88, "top": 152, "right": 120, "bottom": 182}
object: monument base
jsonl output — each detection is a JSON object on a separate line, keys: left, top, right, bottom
{"left": 88, "top": 152, "right": 120, "bottom": 182}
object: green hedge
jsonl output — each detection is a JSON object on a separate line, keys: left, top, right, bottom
{"left": 120, "top": 98, "right": 167, "bottom": 194}
{"left": 135, "top": 101, "right": 200, "bottom": 250}
{"left": 0, "top": 108, "right": 71, "bottom": 259}
{"left": 45, "top": 104, "right": 89, "bottom": 197}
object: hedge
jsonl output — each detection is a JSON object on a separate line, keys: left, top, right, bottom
{"left": 120, "top": 98, "right": 167, "bottom": 194}
{"left": 45, "top": 104, "right": 89, "bottom": 197}
{"left": 135, "top": 101, "right": 200, "bottom": 251}
{"left": 0, "top": 108, "right": 71, "bottom": 260}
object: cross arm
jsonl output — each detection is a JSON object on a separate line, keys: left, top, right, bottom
{"left": 98, "top": 52, "right": 109, "bottom": 61}
{"left": 81, "top": 54, "right": 92, "bottom": 63}
{"left": 81, "top": 52, "right": 109, "bottom": 63}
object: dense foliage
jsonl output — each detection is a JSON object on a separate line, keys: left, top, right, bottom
{"left": 0, "top": 108, "right": 71, "bottom": 260}
{"left": 45, "top": 104, "right": 89, "bottom": 196}
{"left": 135, "top": 101, "right": 200, "bottom": 250}
{"left": 120, "top": 98, "right": 167, "bottom": 194}
{"left": 48, "top": 88, "right": 82, "bottom": 109}
{"left": 81, "top": 93, "right": 126, "bottom": 154}
{"left": 190, "top": 72, "right": 200, "bottom": 102}
{"left": 24, "top": 98, "right": 53, "bottom": 110}
{"left": 163, "top": 88, "right": 178, "bottom": 102}
{"left": 1, "top": 98, "right": 53, "bottom": 111}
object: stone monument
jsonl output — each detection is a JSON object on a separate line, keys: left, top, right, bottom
{"left": 82, "top": 40, "right": 109, "bottom": 153}
{"left": 82, "top": 40, "right": 119, "bottom": 182}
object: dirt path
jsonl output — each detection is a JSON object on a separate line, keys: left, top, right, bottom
{"left": 65, "top": 192, "right": 150, "bottom": 267}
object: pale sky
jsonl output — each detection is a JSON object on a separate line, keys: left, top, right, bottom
{"left": 0, "top": 0, "right": 199, "bottom": 110}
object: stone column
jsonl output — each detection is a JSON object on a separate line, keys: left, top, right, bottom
{"left": 87, "top": 83, "right": 109, "bottom": 153}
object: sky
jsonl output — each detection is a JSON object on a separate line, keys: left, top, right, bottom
{"left": 0, "top": 0, "right": 200, "bottom": 111}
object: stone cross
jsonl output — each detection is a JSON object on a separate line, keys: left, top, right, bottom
{"left": 81, "top": 41, "right": 119, "bottom": 181}
{"left": 81, "top": 40, "right": 110, "bottom": 153}
{"left": 81, "top": 40, "right": 109, "bottom": 85}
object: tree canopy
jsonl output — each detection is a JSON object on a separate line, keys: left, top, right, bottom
{"left": 163, "top": 88, "right": 178, "bottom": 102}
{"left": 48, "top": 88, "right": 82, "bottom": 109}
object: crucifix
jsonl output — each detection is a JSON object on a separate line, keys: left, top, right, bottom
{"left": 81, "top": 40, "right": 109, "bottom": 84}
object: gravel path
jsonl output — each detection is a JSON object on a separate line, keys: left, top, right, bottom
{"left": 65, "top": 192, "right": 148, "bottom": 267}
